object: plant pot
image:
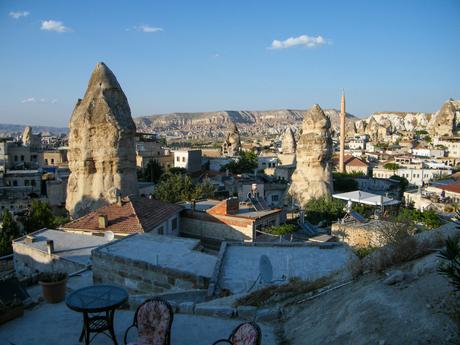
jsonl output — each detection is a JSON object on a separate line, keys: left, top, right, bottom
{"left": 0, "top": 305, "right": 24, "bottom": 325}
{"left": 39, "top": 277, "right": 68, "bottom": 303}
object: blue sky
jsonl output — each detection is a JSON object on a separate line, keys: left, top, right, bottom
{"left": 1, "top": 0, "right": 459, "bottom": 127}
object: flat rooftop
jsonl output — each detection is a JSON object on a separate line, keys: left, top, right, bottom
{"left": 95, "top": 233, "right": 217, "bottom": 278}
{"left": 14, "top": 229, "right": 110, "bottom": 265}
{"left": 218, "top": 243, "right": 356, "bottom": 294}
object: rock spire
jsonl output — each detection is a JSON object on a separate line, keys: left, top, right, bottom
{"left": 66, "top": 62, "right": 138, "bottom": 218}
{"left": 288, "top": 104, "right": 333, "bottom": 206}
{"left": 221, "top": 122, "right": 241, "bottom": 156}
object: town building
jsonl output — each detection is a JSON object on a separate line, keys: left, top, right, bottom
{"left": 173, "top": 149, "right": 202, "bottom": 173}
{"left": 62, "top": 196, "right": 183, "bottom": 237}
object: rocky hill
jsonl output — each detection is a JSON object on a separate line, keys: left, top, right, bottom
{"left": 134, "top": 109, "right": 358, "bottom": 139}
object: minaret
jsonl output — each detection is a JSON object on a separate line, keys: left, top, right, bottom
{"left": 339, "top": 90, "right": 346, "bottom": 173}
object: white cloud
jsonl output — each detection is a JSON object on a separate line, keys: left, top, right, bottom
{"left": 21, "top": 97, "right": 58, "bottom": 104}
{"left": 41, "top": 20, "right": 71, "bottom": 33}
{"left": 269, "top": 34, "right": 329, "bottom": 50}
{"left": 212, "top": 53, "right": 220, "bottom": 58}
{"left": 131, "top": 25, "right": 163, "bottom": 33}
{"left": 9, "top": 11, "right": 30, "bottom": 19}
{"left": 21, "top": 97, "right": 36, "bottom": 103}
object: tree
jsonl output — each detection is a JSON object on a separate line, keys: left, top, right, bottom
{"left": 384, "top": 162, "right": 400, "bottom": 173}
{"left": 265, "top": 224, "right": 297, "bottom": 236}
{"left": 333, "top": 173, "right": 359, "bottom": 193}
{"left": 153, "top": 174, "right": 216, "bottom": 203}
{"left": 0, "top": 210, "right": 21, "bottom": 256}
{"left": 304, "top": 196, "right": 345, "bottom": 225}
{"left": 142, "top": 160, "right": 164, "bottom": 183}
{"left": 220, "top": 151, "right": 258, "bottom": 174}
{"left": 21, "top": 199, "right": 57, "bottom": 232}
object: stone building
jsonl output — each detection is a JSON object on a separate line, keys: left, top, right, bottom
{"left": 66, "top": 62, "right": 139, "bottom": 218}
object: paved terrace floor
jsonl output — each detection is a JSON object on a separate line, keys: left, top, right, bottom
{"left": 0, "top": 302, "right": 277, "bottom": 345}
{"left": 0, "top": 273, "right": 278, "bottom": 345}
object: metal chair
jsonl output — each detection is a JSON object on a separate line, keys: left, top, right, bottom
{"left": 212, "top": 322, "right": 262, "bottom": 345}
{"left": 124, "top": 297, "right": 174, "bottom": 345}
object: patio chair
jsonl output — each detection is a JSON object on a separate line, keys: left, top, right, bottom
{"left": 211, "top": 322, "right": 261, "bottom": 345}
{"left": 124, "top": 297, "right": 174, "bottom": 345}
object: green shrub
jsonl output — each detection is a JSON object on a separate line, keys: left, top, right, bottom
{"left": 304, "top": 196, "right": 345, "bottom": 225}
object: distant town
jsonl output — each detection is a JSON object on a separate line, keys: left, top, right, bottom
{"left": 1, "top": 62, "right": 459, "bottom": 344}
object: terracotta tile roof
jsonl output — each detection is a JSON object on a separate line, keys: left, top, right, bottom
{"left": 63, "top": 196, "right": 183, "bottom": 234}
{"left": 436, "top": 183, "right": 460, "bottom": 194}
{"left": 343, "top": 155, "right": 368, "bottom": 167}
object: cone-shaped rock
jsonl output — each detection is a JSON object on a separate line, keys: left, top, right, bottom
{"left": 288, "top": 104, "right": 333, "bottom": 206}
{"left": 66, "top": 62, "right": 138, "bottom": 218}
{"left": 430, "top": 100, "right": 457, "bottom": 137}
{"left": 279, "top": 127, "right": 297, "bottom": 165}
{"left": 221, "top": 122, "right": 241, "bottom": 156}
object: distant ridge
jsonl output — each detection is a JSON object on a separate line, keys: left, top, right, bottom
{"left": 0, "top": 123, "right": 68, "bottom": 135}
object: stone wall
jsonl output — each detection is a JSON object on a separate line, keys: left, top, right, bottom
{"left": 13, "top": 242, "right": 86, "bottom": 278}
{"left": 92, "top": 244, "right": 210, "bottom": 294}
{"left": 331, "top": 221, "right": 384, "bottom": 248}
{"left": 180, "top": 211, "right": 254, "bottom": 242}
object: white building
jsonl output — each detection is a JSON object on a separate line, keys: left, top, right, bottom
{"left": 173, "top": 149, "right": 202, "bottom": 173}
{"left": 434, "top": 136, "right": 460, "bottom": 159}
{"left": 373, "top": 166, "right": 452, "bottom": 186}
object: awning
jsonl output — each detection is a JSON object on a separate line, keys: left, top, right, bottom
{"left": 332, "top": 190, "right": 400, "bottom": 206}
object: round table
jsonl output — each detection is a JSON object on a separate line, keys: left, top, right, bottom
{"left": 66, "top": 284, "right": 128, "bottom": 345}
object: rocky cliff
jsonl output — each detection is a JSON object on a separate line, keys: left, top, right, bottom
{"left": 134, "top": 109, "right": 358, "bottom": 139}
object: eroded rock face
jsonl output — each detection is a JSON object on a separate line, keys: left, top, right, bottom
{"left": 279, "top": 127, "right": 296, "bottom": 165}
{"left": 221, "top": 122, "right": 241, "bottom": 156}
{"left": 22, "top": 126, "right": 41, "bottom": 148}
{"left": 66, "top": 62, "right": 138, "bottom": 218}
{"left": 430, "top": 100, "right": 457, "bottom": 137}
{"left": 288, "top": 104, "right": 333, "bottom": 206}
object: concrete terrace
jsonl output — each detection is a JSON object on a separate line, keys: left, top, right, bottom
{"left": 0, "top": 273, "right": 279, "bottom": 345}
{"left": 95, "top": 234, "right": 217, "bottom": 278}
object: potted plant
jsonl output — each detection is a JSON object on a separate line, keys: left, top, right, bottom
{"left": 0, "top": 298, "right": 24, "bottom": 325}
{"left": 38, "top": 271, "right": 68, "bottom": 303}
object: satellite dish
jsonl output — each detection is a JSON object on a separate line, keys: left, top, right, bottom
{"left": 259, "top": 255, "right": 273, "bottom": 284}
{"left": 104, "top": 231, "right": 115, "bottom": 241}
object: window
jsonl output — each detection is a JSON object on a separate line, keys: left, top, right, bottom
{"left": 182, "top": 157, "right": 185, "bottom": 162}
{"left": 51, "top": 158, "right": 55, "bottom": 164}
{"left": 25, "top": 180, "right": 30, "bottom": 186}
{"left": 45, "top": 159, "right": 48, "bottom": 165}
{"left": 31, "top": 180, "right": 36, "bottom": 186}
{"left": 272, "top": 195, "right": 279, "bottom": 202}
{"left": 14, "top": 155, "right": 18, "bottom": 162}
{"left": 13, "top": 180, "right": 18, "bottom": 186}
{"left": 176, "top": 156, "right": 180, "bottom": 162}
{"left": 157, "top": 226, "right": 164, "bottom": 235}
{"left": 20, "top": 155, "right": 24, "bottom": 161}
{"left": 172, "top": 217, "right": 178, "bottom": 230}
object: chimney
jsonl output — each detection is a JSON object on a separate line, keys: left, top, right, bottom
{"left": 46, "top": 240, "right": 54, "bottom": 256}
{"left": 98, "top": 214, "right": 108, "bottom": 229}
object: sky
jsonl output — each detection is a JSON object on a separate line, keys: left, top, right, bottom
{"left": 0, "top": 0, "right": 459, "bottom": 127}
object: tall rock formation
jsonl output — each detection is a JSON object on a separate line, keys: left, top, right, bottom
{"left": 279, "top": 127, "right": 296, "bottom": 165}
{"left": 221, "top": 122, "right": 241, "bottom": 156}
{"left": 288, "top": 104, "right": 333, "bottom": 206}
{"left": 430, "top": 99, "right": 457, "bottom": 137}
{"left": 22, "top": 126, "right": 41, "bottom": 148}
{"left": 66, "top": 62, "right": 138, "bottom": 218}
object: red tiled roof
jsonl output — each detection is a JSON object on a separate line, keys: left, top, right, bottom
{"left": 63, "top": 196, "right": 183, "bottom": 234}
{"left": 436, "top": 183, "right": 460, "bottom": 194}
{"left": 343, "top": 155, "right": 368, "bottom": 167}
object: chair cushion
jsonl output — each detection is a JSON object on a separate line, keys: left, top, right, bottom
{"left": 230, "top": 323, "right": 259, "bottom": 345}
{"left": 134, "top": 301, "right": 171, "bottom": 345}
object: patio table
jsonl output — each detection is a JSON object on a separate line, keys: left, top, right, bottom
{"left": 66, "top": 284, "right": 128, "bottom": 345}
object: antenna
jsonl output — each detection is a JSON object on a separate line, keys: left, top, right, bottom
{"left": 104, "top": 231, "right": 115, "bottom": 241}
